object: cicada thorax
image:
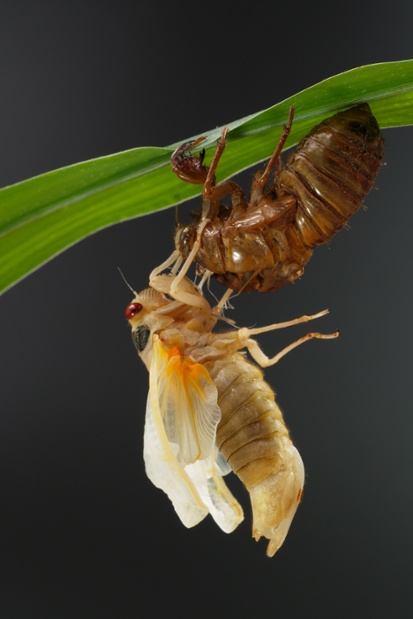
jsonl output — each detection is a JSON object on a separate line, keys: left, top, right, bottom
{"left": 174, "top": 103, "right": 384, "bottom": 293}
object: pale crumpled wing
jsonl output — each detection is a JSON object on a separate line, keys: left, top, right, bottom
{"left": 142, "top": 335, "right": 243, "bottom": 532}
{"left": 185, "top": 451, "right": 244, "bottom": 533}
{"left": 152, "top": 335, "right": 221, "bottom": 465}
{"left": 143, "top": 392, "right": 208, "bottom": 528}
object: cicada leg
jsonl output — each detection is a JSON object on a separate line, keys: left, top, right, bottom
{"left": 168, "top": 218, "right": 212, "bottom": 299}
{"left": 172, "top": 128, "right": 242, "bottom": 212}
{"left": 171, "top": 136, "right": 209, "bottom": 184}
{"left": 199, "top": 128, "right": 247, "bottom": 221}
{"left": 202, "top": 127, "right": 228, "bottom": 198}
{"left": 237, "top": 309, "right": 339, "bottom": 368}
{"left": 253, "top": 105, "right": 295, "bottom": 191}
{"left": 148, "top": 249, "right": 202, "bottom": 309}
{"left": 149, "top": 249, "right": 182, "bottom": 282}
{"left": 148, "top": 219, "right": 213, "bottom": 310}
{"left": 213, "top": 287, "right": 234, "bottom": 316}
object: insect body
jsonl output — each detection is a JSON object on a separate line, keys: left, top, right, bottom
{"left": 172, "top": 103, "right": 384, "bottom": 292}
{"left": 126, "top": 274, "right": 338, "bottom": 556}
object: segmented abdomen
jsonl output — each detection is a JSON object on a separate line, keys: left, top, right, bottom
{"left": 278, "top": 102, "right": 384, "bottom": 247}
{"left": 209, "top": 355, "right": 286, "bottom": 484}
{"left": 206, "top": 353, "right": 304, "bottom": 556}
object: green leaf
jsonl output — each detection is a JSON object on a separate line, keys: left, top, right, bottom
{"left": 1, "top": 59, "right": 413, "bottom": 295}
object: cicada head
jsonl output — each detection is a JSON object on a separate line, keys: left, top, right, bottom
{"left": 125, "top": 287, "right": 172, "bottom": 369}
{"left": 125, "top": 274, "right": 217, "bottom": 370}
{"left": 125, "top": 287, "right": 167, "bottom": 321}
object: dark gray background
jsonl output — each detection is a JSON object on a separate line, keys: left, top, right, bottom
{"left": 1, "top": 1, "right": 413, "bottom": 617}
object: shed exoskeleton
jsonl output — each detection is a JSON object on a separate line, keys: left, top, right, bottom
{"left": 171, "top": 103, "right": 384, "bottom": 293}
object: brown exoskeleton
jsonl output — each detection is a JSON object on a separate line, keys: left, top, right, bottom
{"left": 170, "top": 103, "right": 384, "bottom": 293}
{"left": 126, "top": 272, "right": 338, "bottom": 556}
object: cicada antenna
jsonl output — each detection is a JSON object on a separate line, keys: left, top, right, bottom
{"left": 117, "top": 267, "right": 139, "bottom": 296}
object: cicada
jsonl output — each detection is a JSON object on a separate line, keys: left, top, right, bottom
{"left": 125, "top": 273, "right": 338, "bottom": 556}
{"left": 170, "top": 103, "right": 384, "bottom": 292}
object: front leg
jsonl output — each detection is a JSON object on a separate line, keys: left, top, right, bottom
{"left": 171, "top": 136, "right": 209, "bottom": 184}
{"left": 148, "top": 245, "right": 210, "bottom": 311}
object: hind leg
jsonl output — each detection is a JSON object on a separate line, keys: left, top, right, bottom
{"left": 237, "top": 309, "right": 339, "bottom": 367}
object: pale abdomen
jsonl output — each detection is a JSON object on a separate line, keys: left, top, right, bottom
{"left": 206, "top": 354, "right": 304, "bottom": 556}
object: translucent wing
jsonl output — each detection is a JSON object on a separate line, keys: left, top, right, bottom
{"left": 143, "top": 391, "right": 208, "bottom": 528}
{"left": 185, "top": 451, "right": 244, "bottom": 533}
{"left": 152, "top": 335, "right": 221, "bottom": 465}
{"left": 143, "top": 335, "right": 243, "bottom": 531}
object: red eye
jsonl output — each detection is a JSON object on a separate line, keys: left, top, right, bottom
{"left": 125, "top": 302, "right": 143, "bottom": 320}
